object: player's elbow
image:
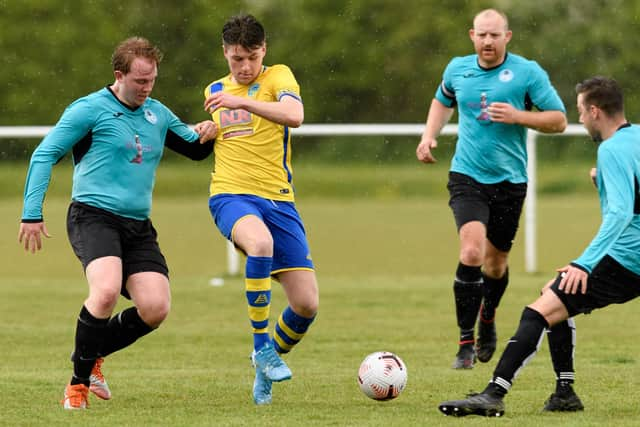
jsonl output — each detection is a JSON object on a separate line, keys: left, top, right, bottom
{"left": 286, "top": 111, "right": 304, "bottom": 128}
{"left": 554, "top": 115, "right": 568, "bottom": 133}
{"left": 540, "top": 112, "right": 567, "bottom": 134}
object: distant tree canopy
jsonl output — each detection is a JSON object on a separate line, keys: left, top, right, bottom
{"left": 2, "top": 0, "right": 640, "bottom": 126}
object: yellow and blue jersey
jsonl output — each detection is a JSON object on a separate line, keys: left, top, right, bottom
{"left": 203, "top": 64, "right": 301, "bottom": 201}
{"left": 435, "top": 53, "right": 565, "bottom": 184}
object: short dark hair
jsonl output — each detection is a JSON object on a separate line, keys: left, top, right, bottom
{"left": 222, "top": 14, "right": 265, "bottom": 50}
{"left": 111, "top": 37, "right": 163, "bottom": 74}
{"left": 575, "top": 76, "right": 624, "bottom": 116}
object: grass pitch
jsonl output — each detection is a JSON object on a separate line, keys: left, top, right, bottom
{"left": 2, "top": 192, "right": 640, "bottom": 426}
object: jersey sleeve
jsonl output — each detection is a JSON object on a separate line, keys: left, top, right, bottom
{"left": 573, "top": 145, "right": 635, "bottom": 272}
{"left": 434, "top": 59, "right": 457, "bottom": 108}
{"left": 270, "top": 65, "right": 301, "bottom": 102}
{"left": 21, "top": 98, "right": 94, "bottom": 221}
{"left": 526, "top": 61, "right": 565, "bottom": 112}
{"left": 165, "top": 107, "right": 199, "bottom": 144}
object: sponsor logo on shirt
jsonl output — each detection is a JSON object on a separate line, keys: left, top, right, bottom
{"left": 476, "top": 92, "right": 491, "bottom": 125}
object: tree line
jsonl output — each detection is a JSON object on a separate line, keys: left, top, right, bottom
{"left": 1, "top": 0, "right": 637, "bottom": 160}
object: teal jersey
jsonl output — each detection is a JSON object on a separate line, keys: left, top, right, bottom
{"left": 22, "top": 87, "right": 200, "bottom": 220}
{"left": 573, "top": 124, "right": 640, "bottom": 275}
{"left": 435, "top": 53, "right": 565, "bottom": 184}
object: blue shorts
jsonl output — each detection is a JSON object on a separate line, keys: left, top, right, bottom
{"left": 209, "top": 194, "right": 314, "bottom": 274}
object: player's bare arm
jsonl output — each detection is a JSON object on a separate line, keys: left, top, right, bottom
{"left": 18, "top": 221, "right": 51, "bottom": 253}
{"left": 204, "top": 92, "right": 303, "bottom": 128}
{"left": 488, "top": 102, "right": 567, "bottom": 133}
{"left": 416, "top": 99, "right": 454, "bottom": 163}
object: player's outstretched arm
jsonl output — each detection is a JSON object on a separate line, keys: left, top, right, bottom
{"left": 18, "top": 221, "right": 51, "bottom": 253}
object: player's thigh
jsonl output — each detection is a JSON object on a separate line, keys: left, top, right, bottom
{"left": 447, "top": 172, "right": 491, "bottom": 231}
{"left": 67, "top": 201, "right": 124, "bottom": 271}
{"left": 483, "top": 240, "right": 509, "bottom": 277}
{"left": 233, "top": 215, "right": 274, "bottom": 255}
{"left": 126, "top": 272, "right": 171, "bottom": 326}
{"left": 209, "top": 194, "right": 272, "bottom": 254}
{"left": 528, "top": 287, "right": 569, "bottom": 326}
{"left": 486, "top": 181, "right": 526, "bottom": 252}
{"left": 550, "top": 256, "right": 640, "bottom": 318}
{"left": 267, "top": 201, "right": 314, "bottom": 273}
{"left": 121, "top": 219, "right": 169, "bottom": 298}
{"left": 85, "top": 256, "right": 124, "bottom": 315}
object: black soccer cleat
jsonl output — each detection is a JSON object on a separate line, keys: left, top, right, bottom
{"left": 439, "top": 392, "right": 505, "bottom": 417}
{"left": 452, "top": 344, "right": 477, "bottom": 369}
{"left": 476, "top": 319, "right": 497, "bottom": 363}
{"left": 543, "top": 387, "right": 584, "bottom": 412}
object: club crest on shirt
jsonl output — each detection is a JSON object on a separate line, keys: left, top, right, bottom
{"left": 248, "top": 83, "right": 260, "bottom": 97}
{"left": 499, "top": 69, "right": 514, "bottom": 82}
{"left": 144, "top": 109, "right": 158, "bottom": 124}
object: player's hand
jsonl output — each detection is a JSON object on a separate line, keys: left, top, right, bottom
{"left": 18, "top": 221, "right": 51, "bottom": 253}
{"left": 416, "top": 138, "right": 438, "bottom": 163}
{"left": 487, "top": 102, "right": 519, "bottom": 124}
{"left": 204, "top": 92, "right": 245, "bottom": 114}
{"left": 556, "top": 264, "right": 588, "bottom": 295}
{"left": 590, "top": 167, "right": 597, "bottom": 188}
{"left": 193, "top": 120, "right": 218, "bottom": 143}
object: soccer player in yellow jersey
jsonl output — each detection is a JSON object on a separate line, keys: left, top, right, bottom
{"left": 202, "top": 14, "right": 319, "bottom": 405}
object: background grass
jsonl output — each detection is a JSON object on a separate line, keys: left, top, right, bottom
{"left": 3, "top": 159, "right": 638, "bottom": 426}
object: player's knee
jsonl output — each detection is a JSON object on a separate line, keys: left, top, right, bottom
{"left": 292, "top": 297, "right": 319, "bottom": 318}
{"left": 138, "top": 299, "right": 171, "bottom": 328}
{"left": 243, "top": 235, "right": 274, "bottom": 257}
{"left": 88, "top": 288, "right": 120, "bottom": 312}
{"left": 460, "top": 246, "right": 483, "bottom": 266}
{"left": 483, "top": 263, "right": 507, "bottom": 279}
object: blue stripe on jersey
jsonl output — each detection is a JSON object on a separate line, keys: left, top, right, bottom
{"left": 282, "top": 126, "right": 292, "bottom": 184}
{"left": 278, "top": 92, "right": 302, "bottom": 103}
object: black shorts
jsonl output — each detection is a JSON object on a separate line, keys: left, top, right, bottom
{"left": 66, "top": 201, "right": 169, "bottom": 299}
{"left": 550, "top": 255, "right": 640, "bottom": 317}
{"left": 447, "top": 172, "right": 527, "bottom": 252}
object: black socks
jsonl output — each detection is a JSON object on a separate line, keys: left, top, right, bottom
{"left": 71, "top": 305, "right": 109, "bottom": 386}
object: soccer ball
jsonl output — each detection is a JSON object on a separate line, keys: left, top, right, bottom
{"left": 357, "top": 351, "right": 407, "bottom": 401}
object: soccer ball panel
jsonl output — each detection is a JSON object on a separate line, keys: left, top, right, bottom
{"left": 357, "top": 351, "right": 407, "bottom": 401}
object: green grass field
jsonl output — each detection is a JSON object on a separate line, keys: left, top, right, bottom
{"left": 2, "top": 161, "right": 639, "bottom": 426}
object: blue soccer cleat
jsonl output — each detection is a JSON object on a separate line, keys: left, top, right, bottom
{"left": 252, "top": 342, "right": 292, "bottom": 382}
{"left": 252, "top": 368, "right": 273, "bottom": 405}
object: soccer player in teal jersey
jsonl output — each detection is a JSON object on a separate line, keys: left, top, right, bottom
{"left": 18, "top": 37, "right": 217, "bottom": 410}
{"left": 438, "top": 76, "right": 640, "bottom": 417}
{"left": 416, "top": 9, "right": 567, "bottom": 370}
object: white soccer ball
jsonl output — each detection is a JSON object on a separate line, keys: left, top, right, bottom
{"left": 357, "top": 351, "right": 407, "bottom": 401}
